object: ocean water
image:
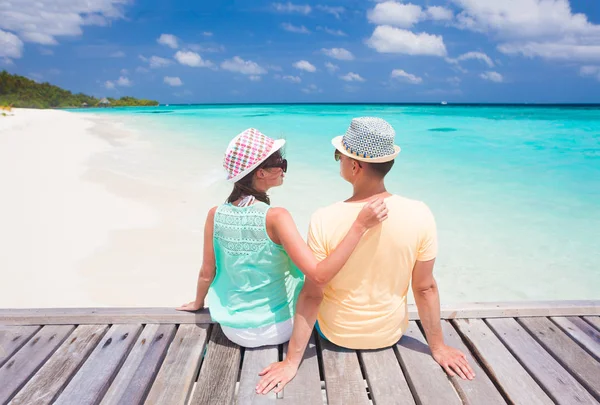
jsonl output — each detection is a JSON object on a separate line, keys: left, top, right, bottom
{"left": 74, "top": 104, "right": 600, "bottom": 302}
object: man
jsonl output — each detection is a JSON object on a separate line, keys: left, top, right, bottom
{"left": 256, "top": 117, "right": 474, "bottom": 395}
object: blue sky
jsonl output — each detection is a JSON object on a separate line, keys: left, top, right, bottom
{"left": 1, "top": 0, "right": 600, "bottom": 103}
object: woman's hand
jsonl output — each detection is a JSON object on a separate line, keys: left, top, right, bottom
{"left": 176, "top": 300, "right": 204, "bottom": 311}
{"left": 256, "top": 358, "right": 299, "bottom": 395}
{"left": 354, "top": 198, "right": 388, "bottom": 232}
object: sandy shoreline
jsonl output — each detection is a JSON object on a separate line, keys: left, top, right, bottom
{"left": 0, "top": 109, "right": 219, "bottom": 308}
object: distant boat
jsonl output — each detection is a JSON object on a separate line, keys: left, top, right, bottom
{"left": 441, "top": 101, "right": 448, "bottom": 105}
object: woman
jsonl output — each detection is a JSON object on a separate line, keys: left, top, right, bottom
{"left": 177, "top": 128, "right": 387, "bottom": 347}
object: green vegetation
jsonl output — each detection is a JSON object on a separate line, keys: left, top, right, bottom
{"left": 0, "top": 70, "right": 159, "bottom": 109}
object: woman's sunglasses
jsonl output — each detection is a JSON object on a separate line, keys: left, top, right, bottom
{"left": 262, "top": 159, "right": 288, "bottom": 173}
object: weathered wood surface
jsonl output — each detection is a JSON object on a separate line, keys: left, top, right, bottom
{"left": 11, "top": 325, "right": 108, "bottom": 405}
{"left": 552, "top": 316, "right": 600, "bottom": 360}
{"left": 584, "top": 316, "right": 600, "bottom": 330}
{"left": 237, "top": 345, "right": 278, "bottom": 404}
{"left": 191, "top": 324, "right": 242, "bottom": 405}
{"left": 396, "top": 322, "right": 461, "bottom": 405}
{"left": 519, "top": 316, "right": 600, "bottom": 400}
{"left": 0, "top": 325, "right": 74, "bottom": 404}
{"left": 2, "top": 300, "right": 598, "bottom": 325}
{"left": 319, "top": 335, "right": 370, "bottom": 405}
{"left": 0, "top": 325, "right": 40, "bottom": 367}
{"left": 358, "top": 347, "right": 415, "bottom": 405}
{"left": 53, "top": 324, "right": 142, "bottom": 405}
{"left": 100, "top": 324, "right": 176, "bottom": 405}
{"left": 144, "top": 324, "right": 208, "bottom": 405}
{"left": 440, "top": 321, "right": 506, "bottom": 405}
{"left": 281, "top": 336, "right": 322, "bottom": 404}
{"left": 454, "top": 318, "right": 554, "bottom": 405}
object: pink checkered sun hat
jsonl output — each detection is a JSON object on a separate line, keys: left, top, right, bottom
{"left": 224, "top": 128, "right": 286, "bottom": 183}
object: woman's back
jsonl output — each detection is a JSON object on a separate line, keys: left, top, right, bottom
{"left": 207, "top": 202, "right": 304, "bottom": 329}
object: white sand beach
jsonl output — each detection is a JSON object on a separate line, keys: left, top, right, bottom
{"left": 0, "top": 109, "right": 224, "bottom": 308}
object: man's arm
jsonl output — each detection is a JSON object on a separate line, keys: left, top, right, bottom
{"left": 412, "top": 259, "right": 474, "bottom": 380}
{"left": 256, "top": 280, "right": 323, "bottom": 395}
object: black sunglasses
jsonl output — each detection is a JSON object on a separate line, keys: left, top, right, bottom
{"left": 262, "top": 158, "right": 288, "bottom": 173}
{"left": 334, "top": 150, "right": 342, "bottom": 161}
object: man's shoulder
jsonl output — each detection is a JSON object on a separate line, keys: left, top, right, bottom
{"left": 311, "top": 201, "right": 345, "bottom": 220}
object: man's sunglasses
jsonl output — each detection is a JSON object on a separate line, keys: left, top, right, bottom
{"left": 262, "top": 159, "right": 288, "bottom": 173}
{"left": 334, "top": 150, "right": 342, "bottom": 161}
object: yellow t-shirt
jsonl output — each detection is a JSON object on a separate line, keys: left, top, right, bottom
{"left": 308, "top": 195, "right": 437, "bottom": 349}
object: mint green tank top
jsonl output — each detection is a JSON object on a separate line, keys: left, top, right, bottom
{"left": 207, "top": 202, "right": 304, "bottom": 329}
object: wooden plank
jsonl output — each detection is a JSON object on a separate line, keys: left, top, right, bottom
{"left": 440, "top": 321, "right": 506, "bottom": 405}
{"left": 358, "top": 347, "right": 415, "bottom": 405}
{"left": 1, "top": 300, "right": 599, "bottom": 325}
{"left": 519, "top": 317, "right": 600, "bottom": 400}
{"left": 584, "top": 316, "right": 600, "bottom": 331}
{"left": 54, "top": 324, "right": 142, "bottom": 405}
{"left": 144, "top": 324, "right": 208, "bottom": 405}
{"left": 100, "top": 324, "right": 176, "bottom": 405}
{"left": 318, "top": 335, "right": 369, "bottom": 405}
{"left": 551, "top": 316, "right": 600, "bottom": 360}
{"left": 0, "top": 325, "right": 74, "bottom": 404}
{"left": 280, "top": 335, "right": 322, "bottom": 404}
{"left": 10, "top": 325, "right": 107, "bottom": 405}
{"left": 236, "top": 345, "right": 278, "bottom": 404}
{"left": 0, "top": 325, "right": 40, "bottom": 367}
{"left": 487, "top": 317, "right": 597, "bottom": 404}
{"left": 191, "top": 324, "right": 242, "bottom": 405}
{"left": 453, "top": 318, "right": 553, "bottom": 405}
{"left": 0, "top": 308, "right": 212, "bottom": 326}
{"left": 395, "top": 322, "right": 461, "bottom": 405}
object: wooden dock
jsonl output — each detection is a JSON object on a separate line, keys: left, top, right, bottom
{"left": 0, "top": 301, "right": 598, "bottom": 404}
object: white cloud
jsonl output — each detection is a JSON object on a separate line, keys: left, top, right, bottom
{"left": 0, "top": 0, "right": 128, "bottom": 48}
{"left": 136, "top": 66, "right": 149, "bottom": 73}
{"left": 157, "top": 34, "right": 179, "bottom": 49}
{"left": 340, "top": 72, "right": 365, "bottom": 82}
{"left": 110, "top": 51, "right": 125, "bottom": 58}
{"left": 447, "top": 76, "right": 461, "bottom": 86}
{"left": 189, "top": 44, "right": 225, "bottom": 53}
{"left": 293, "top": 60, "right": 316, "bottom": 72}
{"left": 104, "top": 80, "right": 115, "bottom": 89}
{"left": 273, "top": 2, "right": 311, "bottom": 14}
{"left": 0, "top": 29, "right": 23, "bottom": 60}
{"left": 140, "top": 55, "right": 173, "bottom": 68}
{"left": 454, "top": 0, "right": 600, "bottom": 62}
{"left": 116, "top": 76, "right": 132, "bottom": 86}
{"left": 391, "top": 69, "right": 423, "bottom": 84}
{"left": 318, "top": 27, "right": 346, "bottom": 36}
{"left": 368, "top": 2, "right": 423, "bottom": 28}
{"left": 164, "top": 76, "right": 183, "bottom": 86}
{"left": 322, "top": 47, "right": 354, "bottom": 61}
{"left": 249, "top": 75, "right": 262, "bottom": 81}
{"left": 325, "top": 62, "right": 339, "bottom": 73}
{"left": 301, "top": 84, "right": 322, "bottom": 94}
{"left": 283, "top": 75, "right": 302, "bottom": 83}
{"left": 446, "top": 51, "right": 494, "bottom": 67}
{"left": 40, "top": 48, "right": 54, "bottom": 55}
{"left": 427, "top": 6, "right": 453, "bottom": 21}
{"left": 203, "top": 32, "right": 213, "bottom": 37}
{"left": 120, "top": 68, "right": 128, "bottom": 75}
{"left": 174, "top": 50, "right": 213, "bottom": 68}
{"left": 316, "top": 5, "right": 344, "bottom": 18}
{"left": 221, "top": 56, "right": 267, "bottom": 75}
{"left": 580, "top": 66, "right": 600, "bottom": 81}
{"left": 281, "top": 23, "right": 310, "bottom": 34}
{"left": 480, "top": 71, "right": 504, "bottom": 82}
{"left": 366, "top": 26, "right": 447, "bottom": 56}
{"left": 267, "top": 64, "right": 283, "bottom": 72}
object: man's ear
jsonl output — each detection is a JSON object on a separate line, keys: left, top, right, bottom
{"left": 256, "top": 169, "right": 265, "bottom": 179}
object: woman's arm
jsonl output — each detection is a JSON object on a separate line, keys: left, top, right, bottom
{"left": 268, "top": 199, "right": 387, "bottom": 286}
{"left": 177, "top": 207, "right": 217, "bottom": 311}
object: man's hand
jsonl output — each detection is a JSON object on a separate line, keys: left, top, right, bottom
{"left": 431, "top": 344, "right": 475, "bottom": 380}
{"left": 256, "top": 359, "right": 299, "bottom": 395}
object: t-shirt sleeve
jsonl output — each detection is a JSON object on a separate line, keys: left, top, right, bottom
{"left": 417, "top": 203, "right": 438, "bottom": 261}
{"left": 307, "top": 211, "right": 328, "bottom": 262}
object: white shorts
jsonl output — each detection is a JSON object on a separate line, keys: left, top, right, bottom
{"left": 220, "top": 318, "right": 294, "bottom": 348}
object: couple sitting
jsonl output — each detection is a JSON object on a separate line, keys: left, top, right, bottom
{"left": 178, "top": 117, "right": 474, "bottom": 394}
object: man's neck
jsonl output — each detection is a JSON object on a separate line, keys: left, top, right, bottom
{"left": 348, "top": 179, "right": 390, "bottom": 202}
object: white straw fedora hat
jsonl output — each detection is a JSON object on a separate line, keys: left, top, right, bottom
{"left": 331, "top": 117, "right": 400, "bottom": 163}
{"left": 224, "top": 128, "right": 286, "bottom": 183}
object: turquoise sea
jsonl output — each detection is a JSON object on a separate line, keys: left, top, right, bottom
{"left": 74, "top": 104, "right": 600, "bottom": 302}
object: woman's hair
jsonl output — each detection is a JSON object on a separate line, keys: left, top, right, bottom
{"left": 227, "top": 150, "right": 283, "bottom": 205}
